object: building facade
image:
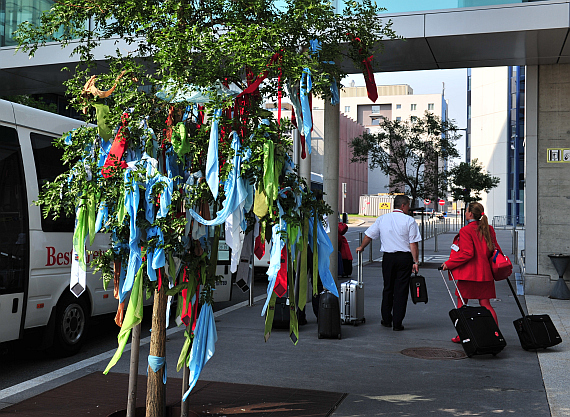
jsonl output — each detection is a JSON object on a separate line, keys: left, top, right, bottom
{"left": 467, "top": 66, "right": 525, "bottom": 225}
{"left": 313, "top": 84, "right": 448, "bottom": 199}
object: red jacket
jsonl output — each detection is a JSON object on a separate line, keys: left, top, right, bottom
{"left": 338, "top": 223, "right": 353, "bottom": 261}
{"left": 445, "top": 221, "right": 502, "bottom": 282}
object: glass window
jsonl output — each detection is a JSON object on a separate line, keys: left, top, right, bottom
{"left": 30, "top": 133, "right": 75, "bottom": 232}
{"left": 344, "top": 106, "right": 351, "bottom": 113}
{"left": 0, "top": 126, "right": 28, "bottom": 294}
{"left": 371, "top": 118, "right": 380, "bottom": 126}
{"left": 1, "top": 0, "right": 73, "bottom": 46}
{"left": 396, "top": 104, "right": 401, "bottom": 109}
{"left": 411, "top": 116, "right": 418, "bottom": 122}
{"left": 411, "top": 104, "right": 417, "bottom": 111}
{"left": 428, "top": 103, "right": 435, "bottom": 110}
{"left": 396, "top": 117, "right": 401, "bottom": 121}
{"left": 371, "top": 105, "right": 380, "bottom": 114}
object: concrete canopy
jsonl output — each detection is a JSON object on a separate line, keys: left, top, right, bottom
{"left": 1, "top": 1, "right": 570, "bottom": 95}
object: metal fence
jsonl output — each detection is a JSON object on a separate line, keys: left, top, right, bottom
{"left": 492, "top": 215, "right": 525, "bottom": 228}
{"left": 359, "top": 195, "right": 394, "bottom": 217}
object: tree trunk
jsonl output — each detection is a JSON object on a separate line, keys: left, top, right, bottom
{"left": 146, "top": 274, "right": 168, "bottom": 417}
{"left": 126, "top": 322, "right": 141, "bottom": 417}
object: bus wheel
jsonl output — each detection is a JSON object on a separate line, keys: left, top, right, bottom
{"left": 49, "top": 294, "right": 88, "bottom": 356}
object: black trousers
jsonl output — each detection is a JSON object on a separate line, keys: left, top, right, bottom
{"left": 381, "top": 251, "right": 413, "bottom": 327}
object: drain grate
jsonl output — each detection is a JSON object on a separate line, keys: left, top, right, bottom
{"left": 401, "top": 347, "right": 467, "bottom": 360}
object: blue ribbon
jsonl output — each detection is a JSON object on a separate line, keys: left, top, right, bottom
{"left": 148, "top": 355, "right": 167, "bottom": 385}
{"left": 183, "top": 304, "right": 217, "bottom": 401}
{"left": 261, "top": 224, "right": 285, "bottom": 316}
{"left": 299, "top": 69, "right": 313, "bottom": 155}
{"left": 206, "top": 109, "right": 222, "bottom": 199}
{"left": 95, "top": 201, "right": 108, "bottom": 233}
{"left": 188, "top": 131, "right": 247, "bottom": 226}
{"left": 308, "top": 217, "right": 338, "bottom": 297}
{"left": 98, "top": 138, "right": 112, "bottom": 168}
{"left": 123, "top": 171, "right": 142, "bottom": 295}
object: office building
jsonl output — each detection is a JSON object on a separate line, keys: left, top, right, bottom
{"left": 467, "top": 66, "right": 525, "bottom": 225}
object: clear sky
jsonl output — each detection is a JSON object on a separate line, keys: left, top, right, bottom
{"left": 341, "top": 68, "right": 468, "bottom": 163}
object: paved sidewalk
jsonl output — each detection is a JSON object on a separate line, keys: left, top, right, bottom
{"left": 1, "top": 228, "right": 568, "bottom": 416}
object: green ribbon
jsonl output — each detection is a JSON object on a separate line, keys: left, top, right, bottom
{"left": 87, "top": 192, "right": 98, "bottom": 246}
{"left": 287, "top": 239, "right": 299, "bottom": 345}
{"left": 93, "top": 103, "right": 112, "bottom": 141}
{"left": 263, "top": 141, "right": 277, "bottom": 211}
{"left": 171, "top": 122, "right": 191, "bottom": 157}
{"left": 104, "top": 263, "right": 144, "bottom": 374}
{"left": 117, "top": 193, "right": 126, "bottom": 225}
{"left": 298, "top": 217, "right": 309, "bottom": 311}
{"left": 177, "top": 330, "right": 192, "bottom": 372}
{"left": 264, "top": 292, "right": 277, "bottom": 342}
{"left": 73, "top": 198, "right": 88, "bottom": 268}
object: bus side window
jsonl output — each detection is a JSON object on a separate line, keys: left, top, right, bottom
{"left": 0, "top": 126, "right": 28, "bottom": 294}
{"left": 30, "top": 133, "right": 75, "bottom": 233}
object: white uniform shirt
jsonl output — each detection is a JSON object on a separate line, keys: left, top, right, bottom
{"left": 365, "top": 210, "right": 422, "bottom": 253}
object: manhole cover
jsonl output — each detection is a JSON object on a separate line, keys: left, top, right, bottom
{"left": 401, "top": 347, "right": 467, "bottom": 360}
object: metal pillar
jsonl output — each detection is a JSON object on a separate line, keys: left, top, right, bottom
{"left": 324, "top": 100, "right": 340, "bottom": 290}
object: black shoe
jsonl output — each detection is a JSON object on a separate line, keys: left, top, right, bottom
{"left": 393, "top": 325, "right": 405, "bottom": 331}
{"left": 381, "top": 320, "right": 392, "bottom": 328}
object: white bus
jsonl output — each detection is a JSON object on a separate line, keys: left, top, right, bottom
{"left": 0, "top": 99, "right": 117, "bottom": 355}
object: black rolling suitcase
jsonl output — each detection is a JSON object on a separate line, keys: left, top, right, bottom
{"left": 439, "top": 268, "right": 506, "bottom": 357}
{"left": 409, "top": 273, "right": 428, "bottom": 304}
{"left": 506, "top": 278, "right": 562, "bottom": 350}
{"left": 318, "top": 290, "right": 341, "bottom": 339}
{"left": 272, "top": 296, "right": 290, "bottom": 329}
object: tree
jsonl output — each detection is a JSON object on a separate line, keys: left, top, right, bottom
{"left": 449, "top": 158, "right": 500, "bottom": 205}
{"left": 15, "top": 1, "right": 397, "bottom": 416}
{"left": 349, "top": 112, "right": 460, "bottom": 205}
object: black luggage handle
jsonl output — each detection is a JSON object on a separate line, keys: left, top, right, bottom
{"left": 438, "top": 267, "right": 466, "bottom": 308}
{"left": 505, "top": 277, "right": 527, "bottom": 318}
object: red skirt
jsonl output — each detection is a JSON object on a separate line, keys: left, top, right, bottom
{"left": 454, "top": 280, "right": 496, "bottom": 300}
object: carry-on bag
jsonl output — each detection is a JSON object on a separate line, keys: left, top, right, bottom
{"left": 506, "top": 278, "right": 562, "bottom": 350}
{"left": 318, "top": 290, "right": 342, "bottom": 339}
{"left": 340, "top": 252, "right": 365, "bottom": 325}
{"left": 439, "top": 268, "right": 506, "bottom": 357}
{"left": 409, "top": 273, "right": 428, "bottom": 304}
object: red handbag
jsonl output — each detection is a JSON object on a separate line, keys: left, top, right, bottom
{"left": 490, "top": 249, "right": 513, "bottom": 281}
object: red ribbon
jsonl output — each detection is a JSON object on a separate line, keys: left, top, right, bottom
{"left": 180, "top": 267, "right": 200, "bottom": 332}
{"left": 254, "top": 233, "right": 265, "bottom": 260}
{"left": 101, "top": 112, "right": 129, "bottom": 178}
{"left": 237, "top": 52, "right": 281, "bottom": 98}
{"left": 362, "top": 55, "right": 378, "bottom": 103}
{"left": 347, "top": 33, "right": 378, "bottom": 103}
{"left": 274, "top": 247, "right": 288, "bottom": 298}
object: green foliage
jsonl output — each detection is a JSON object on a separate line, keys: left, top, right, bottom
{"left": 449, "top": 158, "right": 500, "bottom": 204}
{"left": 350, "top": 111, "right": 460, "bottom": 204}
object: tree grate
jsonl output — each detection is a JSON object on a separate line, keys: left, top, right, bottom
{"left": 401, "top": 347, "right": 467, "bottom": 360}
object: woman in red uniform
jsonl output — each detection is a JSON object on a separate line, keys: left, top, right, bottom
{"left": 441, "top": 202, "right": 503, "bottom": 343}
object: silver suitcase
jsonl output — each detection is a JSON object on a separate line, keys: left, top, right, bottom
{"left": 341, "top": 252, "right": 365, "bottom": 325}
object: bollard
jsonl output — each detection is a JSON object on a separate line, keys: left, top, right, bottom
{"left": 511, "top": 227, "right": 516, "bottom": 255}
{"left": 434, "top": 225, "right": 438, "bottom": 252}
